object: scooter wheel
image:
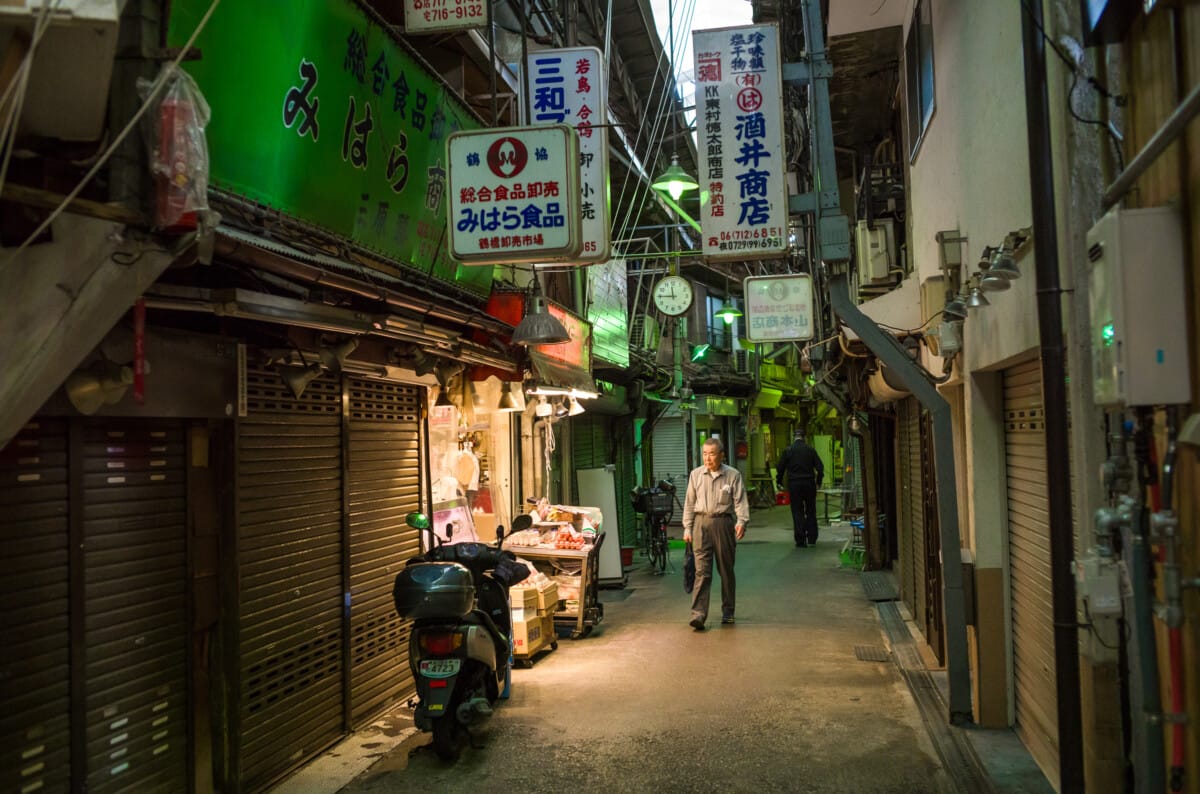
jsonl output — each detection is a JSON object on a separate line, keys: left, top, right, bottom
{"left": 430, "top": 716, "right": 461, "bottom": 761}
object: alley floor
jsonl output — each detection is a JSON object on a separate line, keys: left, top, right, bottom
{"left": 274, "top": 506, "right": 1052, "bottom": 794}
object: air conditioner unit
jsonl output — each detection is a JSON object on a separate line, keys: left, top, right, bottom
{"left": 734, "top": 349, "right": 753, "bottom": 374}
{"left": 855, "top": 219, "right": 895, "bottom": 283}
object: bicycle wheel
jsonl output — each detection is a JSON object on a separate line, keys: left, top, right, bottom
{"left": 650, "top": 523, "right": 668, "bottom": 574}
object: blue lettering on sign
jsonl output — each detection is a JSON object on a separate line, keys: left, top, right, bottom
{"left": 532, "top": 56, "right": 567, "bottom": 123}
{"left": 457, "top": 203, "right": 565, "bottom": 233}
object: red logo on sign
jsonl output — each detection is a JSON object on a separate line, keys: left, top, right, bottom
{"left": 487, "top": 137, "right": 528, "bottom": 178}
{"left": 736, "top": 87, "right": 763, "bottom": 112}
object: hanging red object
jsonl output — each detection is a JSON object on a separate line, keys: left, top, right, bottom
{"left": 775, "top": 491, "right": 790, "bottom": 506}
{"left": 735, "top": 440, "right": 748, "bottom": 460}
{"left": 133, "top": 298, "right": 145, "bottom": 404}
{"left": 155, "top": 93, "right": 198, "bottom": 232}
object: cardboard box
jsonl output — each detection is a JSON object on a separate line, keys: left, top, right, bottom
{"left": 512, "top": 617, "right": 545, "bottom": 655}
{"left": 536, "top": 582, "right": 559, "bottom": 614}
{"left": 510, "top": 587, "right": 538, "bottom": 623}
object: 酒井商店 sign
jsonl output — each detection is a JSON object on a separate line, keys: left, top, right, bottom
{"left": 447, "top": 125, "right": 583, "bottom": 265}
{"left": 692, "top": 24, "right": 788, "bottom": 261}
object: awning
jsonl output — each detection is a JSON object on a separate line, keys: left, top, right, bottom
{"left": 528, "top": 349, "right": 598, "bottom": 396}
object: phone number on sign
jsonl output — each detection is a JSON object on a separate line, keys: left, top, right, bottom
{"left": 718, "top": 227, "right": 783, "bottom": 241}
{"left": 414, "top": 0, "right": 484, "bottom": 20}
{"left": 715, "top": 239, "right": 784, "bottom": 252}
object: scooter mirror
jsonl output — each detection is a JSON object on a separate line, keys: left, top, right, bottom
{"left": 405, "top": 512, "right": 431, "bottom": 530}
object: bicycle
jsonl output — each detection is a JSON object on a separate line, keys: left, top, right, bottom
{"left": 631, "top": 479, "right": 676, "bottom": 575}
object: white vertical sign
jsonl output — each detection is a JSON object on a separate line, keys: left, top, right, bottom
{"left": 403, "top": 0, "right": 488, "bottom": 34}
{"left": 744, "top": 274, "right": 813, "bottom": 342}
{"left": 525, "top": 46, "right": 611, "bottom": 263}
{"left": 692, "top": 25, "right": 788, "bottom": 261}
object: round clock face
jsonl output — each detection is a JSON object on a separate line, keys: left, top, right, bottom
{"left": 653, "top": 275, "right": 694, "bottom": 316}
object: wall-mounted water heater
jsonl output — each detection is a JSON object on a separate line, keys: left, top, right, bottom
{"left": 1087, "top": 205, "right": 1191, "bottom": 407}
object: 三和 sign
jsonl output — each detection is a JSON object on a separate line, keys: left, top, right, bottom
{"left": 447, "top": 125, "right": 583, "bottom": 264}
{"left": 524, "top": 46, "right": 611, "bottom": 263}
{"left": 744, "top": 274, "right": 813, "bottom": 342}
{"left": 403, "top": 0, "right": 488, "bottom": 34}
{"left": 693, "top": 24, "right": 788, "bottom": 261}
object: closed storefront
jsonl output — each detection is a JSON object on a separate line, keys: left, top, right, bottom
{"left": 1003, "top": 357, "right": 1057, "bottom": 783}
{"left": 896, "top": 397, "right": 927, "bottom": 634}
{"left": 651, "top": 412, "right": 689, "bottom": 489}
{"left": 234, "top": 367, "right": 425, "bottom": 791}
{"left": 0, "top": 418, "right": 189, "bottom": 793}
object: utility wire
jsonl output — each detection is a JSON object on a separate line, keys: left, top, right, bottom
{"left": 3, "top": 0, "right": 222, "bottom": 267}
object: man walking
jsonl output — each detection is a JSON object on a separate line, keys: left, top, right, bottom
{"left": 682, "top": 437, "right": 750, "bottom": 631}
{"left": 776, "top": 429, "right": 824, "bottom": 547}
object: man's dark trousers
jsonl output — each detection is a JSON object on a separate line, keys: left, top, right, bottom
{"left": 789, "top": 480, "right": 818, "bottom": 545}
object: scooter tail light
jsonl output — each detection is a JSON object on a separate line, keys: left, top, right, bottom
{"left": 419, "top": 630, "right": 464, "bottom": 655}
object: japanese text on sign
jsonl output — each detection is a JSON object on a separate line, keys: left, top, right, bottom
{"left": 403, "top": 0, "right": 488, "bottom": 34}
{"left": 525, "top": 47, "right": 611, "bottom": 263}
{"left": 692, "top": 24, "right": 788, "bottom": 261}
{"left": 447, "top": 125, "right": 583, "bottom": 264}
{"left": 744, "top": 274, "right": 813, "bottom": 342}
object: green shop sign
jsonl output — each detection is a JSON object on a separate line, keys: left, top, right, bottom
{"left": 167, "top": 0, "right": 492, "bottom": 295}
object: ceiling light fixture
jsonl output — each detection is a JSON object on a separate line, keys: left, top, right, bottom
{"left": 511, "top": 275, "right": 569, "bottom": 346}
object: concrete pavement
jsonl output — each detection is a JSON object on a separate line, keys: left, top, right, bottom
{"left": 275, "top": 505, "right": 1049, "bottom": 793}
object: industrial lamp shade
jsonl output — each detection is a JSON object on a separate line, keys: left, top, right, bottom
{"left": 512, "top": 295, "right": 570, "bottom": 346}
{"left": 278, "top": 363, "right": 323, "bottom": 399}
{"left": 964, "top": 287, "right": 990, "bottom": 308}
{"left": 318, "top": 337, "right": 359, "bottom": 373}
{"left": 435, "top": 387, "right": 454, "bottom": 407}
{"left": 989, "top": 247, "right": 1021, "bottom": 279}
{"left": 651, "top": 155, "right": 698, "bottom": 201}
{"left": 65, "top": 361, "right": 134, "bottom": 415}
{"left": 497, "top": 381, "right": 525, "bottom": 412}
{"left": 942, "top": 297, "right": 968, "bottom": 321}
{"left": 715, "top": 301, "right": 742, "bottom": 325}
{"left": 979, "top": 271, "right": 1011, "bottom": 292}
{"left": 567, "top": 396, "right": 585, "bottom": 416}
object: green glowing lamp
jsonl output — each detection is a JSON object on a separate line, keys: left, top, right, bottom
{"left": 1101, "top": 322, "right": 1116, "bottom": 347}
{"left": 690, "top": 343, "right": 711, "bottom": 363}
{"left": 652, "top": 155, "right": 699, "bottom": 201}
{"left": 714, "top": 301, "right": 742, "bottom": 325}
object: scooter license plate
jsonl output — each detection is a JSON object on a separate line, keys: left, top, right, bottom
{"left": 419, "top": 658, "right": 461, "bottom": 679}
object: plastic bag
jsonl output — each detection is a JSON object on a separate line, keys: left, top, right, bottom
{"left": 139, "top": 65, "right": 211, "bottom": 231}
{"left": 683, "top": 542, "right": 695, "bottom": 594}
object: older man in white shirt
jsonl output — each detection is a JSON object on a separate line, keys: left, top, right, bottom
{"left": 682, "top": 437, "right": 750, "bottom": 631}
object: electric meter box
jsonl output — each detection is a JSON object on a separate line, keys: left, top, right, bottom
{"left": 1087, "top": 206, "right": 1191, "bottom": 407}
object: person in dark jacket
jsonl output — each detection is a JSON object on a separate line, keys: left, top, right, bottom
{"left": 776, "top": 430, "right": 824, "bottom": 547}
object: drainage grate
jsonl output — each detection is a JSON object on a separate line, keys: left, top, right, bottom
{"left": 854, "top": 645, "right": 891, "bottom": 663}
{"left": 861, "top": 571, "right": 899, "bottom": 602}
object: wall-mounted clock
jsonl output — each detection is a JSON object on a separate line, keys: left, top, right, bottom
{"left": 653, "top": 275, "right": 694, "bottom": 317}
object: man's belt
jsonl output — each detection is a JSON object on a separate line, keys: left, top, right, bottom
{"left": 694, "top": 512, "right": 733, "bottom": 518}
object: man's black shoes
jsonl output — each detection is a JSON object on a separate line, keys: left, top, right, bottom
{"left": 689, "top": 617, "right": 705, "bottom": 632}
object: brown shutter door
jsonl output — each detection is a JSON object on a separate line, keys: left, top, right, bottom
{"left": 237, "top": 368, "right": 344, "bottom": 792}
{"left": 1004, "top": 358, "right": 1058, "bottom": 783}
{"left": 896, "top": 398, "right": 925, "bottom": 626}
{"left": 81, "top": 420, "right": 188, "bottom": 792}
{"left": 347, "top": 379, "right": 423, "bottom": 727}
{"left": 0, "top": 420, "right": 71, "bottom": 792}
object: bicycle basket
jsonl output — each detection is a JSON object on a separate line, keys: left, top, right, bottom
{"left": 648, "top": 490, "right": 673, "bottom": 517}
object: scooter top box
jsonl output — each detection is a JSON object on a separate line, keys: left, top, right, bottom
{"left": 393, "top": 562, "right": 475, "bottom": 620}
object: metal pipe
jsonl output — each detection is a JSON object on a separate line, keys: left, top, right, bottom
{"left": 1021, "top": 4, "right": 1084, "bottom": 786}
{"left": 829, "top": 273, "right": 973, "bottom": 724}
{"left": 213, "top": 235, "right": 514, "bottom": 336}
{"left": 1102, "top": 80, "right": 1200, "bottom": 209}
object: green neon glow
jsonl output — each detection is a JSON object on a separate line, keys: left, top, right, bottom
{"left": 1101, "top": 322, "right": 1116, "bottom": 347}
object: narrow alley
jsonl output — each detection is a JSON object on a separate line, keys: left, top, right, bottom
{"left": 280, "top": 508, "right": 1048, "bottom": 794}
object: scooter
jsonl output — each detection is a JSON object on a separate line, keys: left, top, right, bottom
{"left": 391, "top": 512, "right": 534, "bottom": 760}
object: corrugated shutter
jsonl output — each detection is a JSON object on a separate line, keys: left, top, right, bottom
{"left": 0, "top": 420, "right": 71, "bottom": 792}
{"left": 897, "top": 398, "right": 925, "bottom": 625}
{"left": 347, "top": 378, "right": 422, "bottom": 728}
{"left": 920, "top": 410, "right": 942, "bottom": 662}
{"left": 82, "top": 420, "right": 188, "bottom": 792}
{"left": 571, "top": 415, "right": 607, "bottom": 472}
{"left": 238, "top": 368, "right": 344, "bottom": 792}
{"left": 651, "top": 415, "right": 688, "bottom": 488}
{"left": 613, "top": 422, "right": 637, "bottom": 548}
{"left": 1004, "top": 358, "right": 1058, "bottom": 783}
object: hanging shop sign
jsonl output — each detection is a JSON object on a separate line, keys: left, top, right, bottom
{"left": 692, "top": 24, "right": 788, "bottom": 261}
{"left": 447, "top": 125, "right": 583, "bottom": 264}
{"left": 403, "top": 0, "right": 487, "bottom": 34}
{"left": 165, "top": 0, "right": 491, "bottom": 296}
{"left": 524, "top": 46, "right": 611, "bottom": 263}
{"left": 744, "top": 274, "right": 813, "bottom": 342}
{"left": 586, "top": 257, "right": 630, "bottom": 368}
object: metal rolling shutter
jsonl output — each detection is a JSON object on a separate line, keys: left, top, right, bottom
{"left": 897, "top": 398, "right": 925, "bottom": 624}
{"left": 571, "top": 415, "right": 606, "bottom": 472}
{"left": 1004, "top": 358, "right": 1058, "bottom": 782}
{"left": 238, "top": 368, "right": 344, "bottom": 792}
{"left": 82, "top": 420, "right": 188, "bottom": 793}
{"left": 347, "top": 379, "right": 422, "bottom": 728}
{"left": 651, "top": 415, "right": 688, "bottom": 488}
{"left": 0, "top": 420, "right": 71, "bottom": 792}
{"left": 613, "top": 423, "right": 637, "bottom": 548}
